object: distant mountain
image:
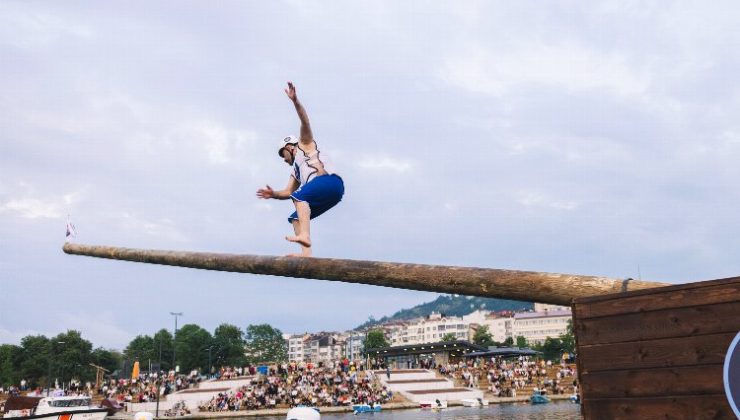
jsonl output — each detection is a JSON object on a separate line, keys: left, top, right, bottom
{"left": 355, "top": 295, "right": 533, "bottom": 330}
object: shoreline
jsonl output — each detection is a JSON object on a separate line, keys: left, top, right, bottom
{"left": 110, "top": 395, "right": 574, "bottom": 419}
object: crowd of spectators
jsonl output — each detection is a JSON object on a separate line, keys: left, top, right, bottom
{"left": 0, "top": 371, "right": 205, "bottom": 407}
{"left": 199, "top": 361, "right": 392, "bottom": 412}
{"left": 0, "top": 380, "right": 94, "bottom": 399}
{"left": 439, "top": 356, "right": 578, "bottom": 397}
{"left": 2, "top": 356, "right": 580, "bottom": 414}
{"left": 101, "top": 370, "right": 201, "bottom": 403}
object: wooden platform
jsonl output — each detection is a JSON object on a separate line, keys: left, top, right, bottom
{"left": 572, "top": 276, "right": 740, "bottom": 419}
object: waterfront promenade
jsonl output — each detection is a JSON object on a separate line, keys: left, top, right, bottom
{"left": 1, "top": 359, "right": 577, "bottom": 418}
{"left": 110, "top": 395, "right": 574, "bottom": 419}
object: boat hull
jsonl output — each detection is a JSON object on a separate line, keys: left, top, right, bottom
{"left": 352, "top": 404, "right": 381, "bottom": 413}
{"left": 5, "top": 409, "right": 108, "bottom": 420}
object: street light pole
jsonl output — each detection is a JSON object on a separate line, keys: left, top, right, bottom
{"left": 170, "top": 312, "right": 183, "bottom": 374}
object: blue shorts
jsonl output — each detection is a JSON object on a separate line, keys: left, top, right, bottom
{"left": 288, "top": 174, "right": 344, "bottom": 223}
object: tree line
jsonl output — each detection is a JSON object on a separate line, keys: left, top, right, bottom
{"left": 468, "top": 319, "right": 576, "bottom": 360}
{"left": 0, "top": 323, "right": 286, "bottom": 388}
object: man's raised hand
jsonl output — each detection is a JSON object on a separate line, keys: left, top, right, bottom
{"left": 284, "top": 81, "right": 297, "bottom": 102}
{"left": 256, "top": 185, "right": 274, "bottom": 199}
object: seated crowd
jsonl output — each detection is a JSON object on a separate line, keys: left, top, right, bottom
{"left": 439, "top": 356, "right": 578, "bottom": 397}
{"left": 102, "top": 370, "right": 201, "bottom": 403}
{"left": 198, "top": 361, "right": 392, "bottom": 411}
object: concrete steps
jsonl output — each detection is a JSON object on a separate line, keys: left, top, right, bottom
{"left": 377, "top": 369, "right": 484, "bottom": 403}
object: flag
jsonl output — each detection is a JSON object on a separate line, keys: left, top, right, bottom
{"left": 131, "top": 361, "right": 140, "bottom": 382}
{"left": 65, "top": 216, "right": 76, "bottom": 242}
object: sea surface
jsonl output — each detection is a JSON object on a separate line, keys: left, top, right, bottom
{"left": 261, "top": 401, "right": 582, "bottom": 419}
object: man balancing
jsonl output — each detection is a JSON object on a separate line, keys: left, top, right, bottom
{"left": 256, "top": 82, "right": 345, "bottom": 257}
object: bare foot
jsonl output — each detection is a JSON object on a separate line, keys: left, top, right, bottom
{"left": 285, "top": 234, "right": 311, "bottom": 248}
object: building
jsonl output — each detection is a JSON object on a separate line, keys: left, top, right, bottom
{"left": 513, "top": 308, "right": 572, "bottom": 345}
{"left": 365, "top": 340, "right": 486, "bottom": 369}
{"left": 287, "top": 334, "right": 308, "bottom": 363}
{"left": 463, "top": 310, "right": 514, "bottom": 343}
{"left": 341, "top": 331, "right": 365, "bottom": 361}
{"left": 287, "top": 304, "right": 571, "bottom": 365}
{"left": 389, "top": 312, "right": 470, "bottom": 346}
{"left": 534, "top": 302, "right": 570, "bottom": 312}
{"left": 286, "top": 332, "right": 346, "bottom": 364}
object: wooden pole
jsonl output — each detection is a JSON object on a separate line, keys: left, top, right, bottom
{"left": 63, "top": 243, "right": 668, "bottom": 306}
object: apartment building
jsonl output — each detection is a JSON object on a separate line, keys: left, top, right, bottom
{"left": 287, "top": 334, "right": 308, "bottom": 363}
{"left": 463, "top": 309, "right": 514, "bottom": 343}
{"left": 513, "top": 308, "right": 572, "bottom": 345}
{"left": 389, "top": 312, "right": 469, "bottom": 346}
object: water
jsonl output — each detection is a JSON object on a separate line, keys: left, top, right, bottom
{"left": 261, "top": 401, "right": 582, "bottom": 419}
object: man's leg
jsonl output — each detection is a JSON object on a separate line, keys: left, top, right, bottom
{"left": 286, "top": 199, "right": 311, "bottom": 250}
{"left": 287, "top": 219, "right": 311, "bottom": 257}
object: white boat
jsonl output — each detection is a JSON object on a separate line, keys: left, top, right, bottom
{"left": 461, "top": 398, "right": 489, "bottom": 407}
{"left": 286, "top": 406, "right": 320, "bottom": 420}
{"left": 2, "top": 396, "right": 108, "bottom": 420}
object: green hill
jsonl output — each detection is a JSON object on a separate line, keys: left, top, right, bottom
{"left": 355, "top": 295, "right": 533, "bottom": 330}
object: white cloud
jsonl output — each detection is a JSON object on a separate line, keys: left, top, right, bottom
{"left": 254, "top": 202, "right": 273, "bottom": 211}
{"left": 441, "top": 43, "right": 650, "bottom": 97}
{"left": 0, "top": 326, "right": 44, "bottom": 345}
{"left": 0, "top": 198, "right": 63, "bottom": 219}
{"left": 358, "top": 157, "right": 414, "bottom": 173}
{"left": 443, "top": 201, "right": 458, "bottom": 212}
{"left": 0, "top": 4, "right": 93, "bottom": 49}
{"left": 0, "top": 183, "right": 87, "bottom": 220}
{"left": 2, "top": 1, "right": 740, "bottom": 347}
{"left": 59, "top": 313, "right": 132, "bottom": 351}
{"left": 118, "top": 212, "right": 189, "bottom": 243}
{"left": 517, "top": 191, "right": 578, "bottom": 211}
{"left": 169, "top": 120, "right": 258, "bottom": 166}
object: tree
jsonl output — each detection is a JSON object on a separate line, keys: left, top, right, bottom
{"left": 244, "top": 324, "right": 286, "bottom": 364}
{"left": 212, "top": 324, "right": 246, "bottom": 370}
{"left": 472, "top": 326, "right": 494, "bottom": 347}
{"left": 537, "top": 337, "right": 565, "bottom": 361}
{"left": 90, "top": 348, "right": 122, "bottom": 375}
{"left": 503, "top": 337, "right": 514, "bottom": 346}
{"left": 152, "top": 329, "right": 174, "bottom": 371}
{"left": 125, "top": 335, "right": 156, "bottom": 369}
{"left": 51, "top": 330, "right": 93, "bottom": 383}
{"left": 0, "top": 344, "right": 21, "bottom": 387}
{"left": 441, "top": 333, "right": 457, "bottom": 342}
{"left": 363, "top": 329, "right": 389, "bottom": 352}
{"left": 175, "top": 324, "right": 213, "bottom": 372}
{"left": 515, "top": 335, "right": 528, "bottom": 348}
{"left": 559, "top": 319, "right": 576, "bottom": 356}
{"left": 19, "top": 335, "right": 51, "bottom": 387}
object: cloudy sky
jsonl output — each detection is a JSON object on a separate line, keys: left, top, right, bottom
{"left": 2, "top": 1, "right": 739, "bottom": 350}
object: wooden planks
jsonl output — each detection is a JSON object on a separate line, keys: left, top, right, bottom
{"left": 573, "top": 277, "right": 740, "bottom": 419}
{"left": 575, "top": 301, "right": 740, "bottom": 345}
{"left": 584, "top": 394, "right": 732, "bottom": 420}
{"left": 581, "top": 365, "right": 724, "bottom": 398}
{"left": 574, "top": 276, "right": 740, "bottom": 319}
{"left": 578, "top": 332, "right": 734, "bottom": 371}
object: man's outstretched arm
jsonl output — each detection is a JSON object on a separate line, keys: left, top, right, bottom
{"left": 256, "top": 176, "right": 300, "bottom": 200}
{"left": 284, "top": 81, "right": 314, "bottom": 145}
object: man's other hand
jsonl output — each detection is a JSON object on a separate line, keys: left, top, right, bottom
{"left": 284, "top": 81, "right": 297, "bottom": 102}
{"left": 256, "top": 185, "right": 274, "bottom": 199}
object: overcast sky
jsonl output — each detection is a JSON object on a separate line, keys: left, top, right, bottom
{"left": 2, "top": 1, "right": 739, "bottom": 351}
